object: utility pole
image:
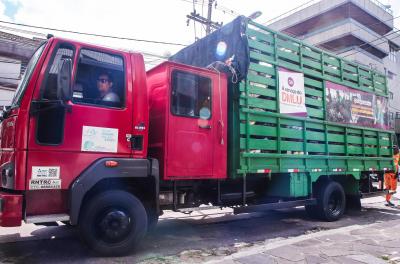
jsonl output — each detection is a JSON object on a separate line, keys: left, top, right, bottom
{"left": 186, "top": 0, "right": 223, "bottom": 38}
{"left": 205, "top": 0, "right": 213, "bottom": 35}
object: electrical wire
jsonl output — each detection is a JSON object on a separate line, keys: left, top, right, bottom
{"left": 0, "top": 76, "right": 20, "bottom": 80}
{"left": 342, "top": 28, "right": 400, "bottom": 58}
{"left": 0, "top": 20, "right": 188, "bottom": 46}
{"left": 263, "top": 0, "right": 318, "bottom": 25}
{"left": 0, "top": 59, "right": 21, "bottom": 65}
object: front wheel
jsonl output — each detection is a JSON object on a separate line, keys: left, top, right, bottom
{"left": 79, "top": 190, "right": 148, "bottom": 256}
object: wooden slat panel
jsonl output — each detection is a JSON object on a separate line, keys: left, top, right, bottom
{"left": 277, "top": 50, "right": 300, "bottom": 63}
{"left": 305, "top": 97, "right": 323, "bottom": 107}
{"left": 248, "top": 86, "right": 276, "bottom": 98}
{"left": 249, "top": 62, "right": 275, "bottom": 76}
{"left": 250, "top": 51, "right": 274, "bottom": 63}
{"left": 248, "top": 39, "right": 274, "bottom": 54}
{"left": 248, "top": 73, "right": 276, "bottom": 87}
{"left": 247, "top": 28, "right": 274, "bottom": 43}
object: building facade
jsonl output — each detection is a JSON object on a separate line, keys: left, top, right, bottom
{"left": 0, "top": 30, "right": 43, "bottom": 109}
{"left": 268, "top": 0, "right": 400, "bottom": 132}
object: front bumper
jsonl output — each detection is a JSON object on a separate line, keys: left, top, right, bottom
{"left": 0, "top": 192, "right": 23, "bottom": 227}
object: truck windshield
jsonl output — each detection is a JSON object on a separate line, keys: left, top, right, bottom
{"left": 11, "top": 43, "right": 46, "bottom": 108}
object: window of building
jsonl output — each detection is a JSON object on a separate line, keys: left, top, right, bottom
{"left": 72, "top": 49, "right": 124, "bottom": 108}
{"left": 396, "top": 112, "right": 400, "bottom": 119}
{"left": 389, "top": 91, "right": 394, "bottom": 99}
{"left": 171, "top": 70, "right": 211, "bottom": 119}
{"left": 390, "top": 112, "right": 394, "bottom": 120}
{"left": 389, "top": 43, "right": 399, "bottom": 63}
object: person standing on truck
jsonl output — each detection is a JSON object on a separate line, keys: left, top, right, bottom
{"left": 96, "top": 72, "right": 121, "bottom": 104}
{"left": 384, "top": 146, "right": 400, "bottom": 207}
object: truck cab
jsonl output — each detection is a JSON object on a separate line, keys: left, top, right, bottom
{"left": 0, "top": 37, "right": 229, "bottom": 256}
{"left": 0, "top": 37, "right": 152, "bottom": 248}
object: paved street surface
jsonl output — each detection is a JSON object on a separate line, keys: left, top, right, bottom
{"left": 1, "top": 195, "right": 400, "bottom": 264}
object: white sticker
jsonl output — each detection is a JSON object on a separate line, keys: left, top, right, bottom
{"left": 32, "top": 166, "right": 60, "bottom": 179}
{"left": 29, "top": 179, "right": 61, "bottom": 190}
{"left": 81, "top": 126, "right": 119, "bottom": 153}
{"left": 278, "top": 68, "right": 307, "bottom": 116}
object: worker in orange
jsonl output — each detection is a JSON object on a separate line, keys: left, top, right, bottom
{"left": 385, "top": 146, "right": 400, "bottom": 207}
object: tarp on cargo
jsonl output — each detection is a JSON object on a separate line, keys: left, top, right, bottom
{"left": 169, "top": 16, "right": 249, "bottom": 81}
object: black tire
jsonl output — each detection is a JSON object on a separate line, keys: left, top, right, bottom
{"left": 79, "top": 190, "right": 148, "bottom": 256}
{"left": 316, "top": 181, "right": 346, "bottom": 221}
{"left": 146, "top": 207, "right": 159, "bottom": 233}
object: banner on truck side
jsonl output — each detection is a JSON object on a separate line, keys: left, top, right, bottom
{"left": 278, "top": 68, "right": 307, "bottom": 116}
{"left": 326, "top": 81, "right": 389, "bottom": 129}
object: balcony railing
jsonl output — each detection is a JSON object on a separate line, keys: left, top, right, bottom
{"left": 266, "top": 0, "right": 393, "bottom": 26}
{"left": 369, "top": 0, "right": 393, "bottom": 15}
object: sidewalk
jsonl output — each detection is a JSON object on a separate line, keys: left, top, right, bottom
{"left": 138, "top": 195, "right": 400, "bottom": 264}
{"left": 208, "top": 197, "right": 400, "bottom": 264}
{"left": 212, "top": 218, "right": 400, "bottom": 264}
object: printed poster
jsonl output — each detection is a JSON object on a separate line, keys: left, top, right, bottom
{"left": 81, "top": 126, "right": 119, "bottom": 153}
{"left": 326, "top": 81, "right": 389, "bottom": 129}
{"left": 278, "top": 68, "right": 307, "bottom": 116}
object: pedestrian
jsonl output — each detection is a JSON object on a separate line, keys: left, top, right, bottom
{"left": 385, "top": 146, "right": 400, "bottom": 207}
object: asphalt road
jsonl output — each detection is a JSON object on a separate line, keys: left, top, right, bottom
{"left": 0, "top": 196, "right": 399, "bottom": 264}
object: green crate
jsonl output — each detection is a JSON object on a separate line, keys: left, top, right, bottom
{"left": 229, "top": 19, "right": 394, "bottom": 180}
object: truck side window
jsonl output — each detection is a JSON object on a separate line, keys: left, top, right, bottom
{"left": 171, "top": 71, "right": 211, "bottom": 119}
{"left": 72, "top": 49, "right": 124, "bottom": 108}
{"left": 36, "top": 44, "right": 74, "bottom": 145}
{"left": 41, "top": 44, "right": 74, "bottom": 100}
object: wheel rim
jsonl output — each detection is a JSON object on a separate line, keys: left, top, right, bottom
{"left": 327, "top": 190, "right": 343, "bottom": 217}
{"left": 94, "top": 208, "right": 134, "bottom": 244}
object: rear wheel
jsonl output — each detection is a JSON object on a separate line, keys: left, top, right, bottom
{"left": 306, "top": 181, "right": 346, "bottom": 221}
{"left": 79, "top": 190, "right": 147, "bottom": 256}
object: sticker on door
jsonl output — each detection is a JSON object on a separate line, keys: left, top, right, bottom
{"left": 29, "top": 179, "right": 61, "bottom": 190}
{"left": 81, "top": 126, "right": 118, "bottom": 153}
{"left": 32, "top": 166, "right": 60, "bottom": 179}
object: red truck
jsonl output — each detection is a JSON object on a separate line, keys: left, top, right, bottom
{"left": 0, "top": 17, "right": 394, "bottom": 256}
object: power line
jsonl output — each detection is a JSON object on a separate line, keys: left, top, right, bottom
{"left": 186, "top": 0, "right": 223, "bottom": 36}
{"left": 342, "top": 28, "right": 400, "bottom": 58}
{"left": 0, "top": 76, "right": 20, "bottom": 80}
{"left": 179, "top": 0, "right": 241, "bottom": 17}
{"left": 0, "top": 59, "right": 21, "bottom": 65}
{"left": 0, "top": 20, "right": 188, "bottom": 47}
{"left": 263, "top": 0, "right": 318, "bottom": 25}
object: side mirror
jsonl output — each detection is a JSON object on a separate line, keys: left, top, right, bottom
{"left": 57, "top": 58, "right": 72, "bottom": 102}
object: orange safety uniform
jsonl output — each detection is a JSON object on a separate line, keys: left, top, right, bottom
{"left": 385, "top": 153, "right": 400, "bottom": 202}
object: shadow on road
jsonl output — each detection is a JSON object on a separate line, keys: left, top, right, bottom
{"left": 0, "top": 204, "right": 399, "bottom": 263}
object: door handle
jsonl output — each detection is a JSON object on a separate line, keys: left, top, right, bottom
{"left": 199, "top": 124, "right": 212, "bottom": 129}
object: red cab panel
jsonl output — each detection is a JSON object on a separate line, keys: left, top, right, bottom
{"left": 22, "top": 38, "right": 148, "bottom": 217}
{"left": 147, "top": 62, "right": 227, "bottom": 180}
{"left": 0, "top": 192, "right": 23, "bottom": 227}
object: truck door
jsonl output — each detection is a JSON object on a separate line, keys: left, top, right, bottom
{"left": 166, "top": 68, "right": 227, "bottom": 179}
{"left": 25, "top": 41, "right": 134, "bottom": 215}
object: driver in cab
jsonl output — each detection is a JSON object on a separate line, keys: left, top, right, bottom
{"left": 97, "top": 72, "right": 121, "bottom": 105}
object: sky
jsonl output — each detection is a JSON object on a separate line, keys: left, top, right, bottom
{"left": 0, "top": 0, "right": 398, "bottom": 65}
